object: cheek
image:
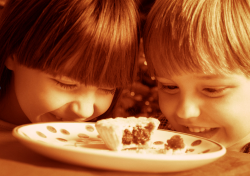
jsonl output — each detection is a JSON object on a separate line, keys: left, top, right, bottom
{"left": 210, "top": 100, "right": 249, "bottom": 127}
{"left": 158, "top": 91, "right": 176, "bottom": 117}
{"left": 95, "top": 95, "right": 114, "bottom": 114}
{"left": 15, "top": 75, "right": 65, "bottom": 119}
{"left": 208, "top": 92, "right": 250, "bottom": 122}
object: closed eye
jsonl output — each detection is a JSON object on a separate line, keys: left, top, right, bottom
{"left": 99, "top": 88, "right": 116, "bottom": 95}
{"left": 54, "top": 80, "right": 78, "bottom": 90}
{"left": 159, "top": 83, "right": 179, "bottom": 94}
{"left": 202, "top": 87, "right": 227, "bottom": 97}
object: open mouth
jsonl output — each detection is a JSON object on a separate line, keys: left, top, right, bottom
{"left": 55, "top": 115, "right": 63, "bottom": 120}
{"left": 49, "top": 113, "right": 92, "bottom": 122}
{"left": 38, "top": 112, "right": 96, "bottom": 122}
{"left": 37, "top": 113, "right": 63, "bottom": 122}
{"left": 186, "top": 126, "right": 216, "bottom": 133}
{"left": 183, "top": 126, "right": 219, "bottom": 138}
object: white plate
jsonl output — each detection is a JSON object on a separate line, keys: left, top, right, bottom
{"left": 12, "top": 122, "right": 226, "bottom": 173}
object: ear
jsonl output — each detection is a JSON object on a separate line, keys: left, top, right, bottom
{"left": 5, "top": 55, "right": 16, "bottom": 71}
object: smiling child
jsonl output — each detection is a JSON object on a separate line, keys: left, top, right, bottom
{"left": 0, "top": 0, "right": 140, "bottom": 130}
{"left": 143, "top": 0, "right": 250, "bottom": 152}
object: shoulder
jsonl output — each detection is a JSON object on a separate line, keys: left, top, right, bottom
{"left": 0, "top": 119, "right": 17, "bottom": 131}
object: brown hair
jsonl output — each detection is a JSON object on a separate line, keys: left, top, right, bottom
{"left": 143, "top": 0, "right": 250, "bottom": 77}
{"left": 0, "top": 0, "right": 140, "bottom": 120}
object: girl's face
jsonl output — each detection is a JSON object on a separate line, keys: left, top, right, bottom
{"left": 8, "top": 58, "right": 115, "bottom": 123}
{"left": 157, "top": 72, "right": 250, "bottom": 150}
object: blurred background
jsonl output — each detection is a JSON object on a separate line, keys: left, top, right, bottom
{"left": 113, "top": 0, "right": 161, "bottom": 118}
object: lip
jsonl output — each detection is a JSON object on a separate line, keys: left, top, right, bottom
{"left": 50, "top": 113, "right": 93, "bottom": 122}
{"left": 49, "top": 113, "right": 73, "bottom": 122}
{"left": 182, "top": 125, "right": 219, "bottom": 138}
{"left": 61, "top": 116, "right": 91, "bottom": 122}
{"left": 37, "top": 113, "right": 63, "bottom": 122}
{"left": 38, "top": 112, "right": 96, "bottom": 123}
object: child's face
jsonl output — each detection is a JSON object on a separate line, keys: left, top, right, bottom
{"left": 157, "top": 72, "right": 250, "bottom": 149}
{"left": 9, "top": 61, "right": 115, "bottom": 123}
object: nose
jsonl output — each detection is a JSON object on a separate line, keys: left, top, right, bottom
{"left": 70, "top": 95, "right": 95, "bottom": 120}
{"left": 176, "top": 95, "right": 200, "bottom": 119}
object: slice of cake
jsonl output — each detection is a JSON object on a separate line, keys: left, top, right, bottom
{"left": 95, "top": 117, "right": 160, "bottom": 151}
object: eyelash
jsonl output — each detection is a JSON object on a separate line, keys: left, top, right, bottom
{"left": 160, "top": 84, "right": 179, "bottom": 94}
{"left": 55, "top": 80, "right": 116, "bottom": 95}
{"left": 100, "top": 89, "right": 116, "bottom": 95}
{"left": 55, "top": 81, "right": 77, "bottom": 90}
{"left": 160, "top": 83, "right": 227, "bottom": 97}
{"left": 202, "top": 88, "right": 226, "bottom": 97}
{"left": 162, "top": 85, "right": 178, "bottom": 89}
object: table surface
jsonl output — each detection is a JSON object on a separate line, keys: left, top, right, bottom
{"left": 1, "top": 130, "right": 250, "bottom": 176}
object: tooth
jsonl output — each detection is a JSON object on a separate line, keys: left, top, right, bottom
{"left": 200, "top": 127, "right": 205, "bottom": 132}
{"left": 205, "top": 127, "right": 211, "bottom": 131}
{"left": 193, "top": 127, "right": 201, "bottom": 133}
{"left": 189, "top": 127, "right": 194, "bottom": 132}
{"left": 188, "top": 127, "right": 212, "bottom": 133}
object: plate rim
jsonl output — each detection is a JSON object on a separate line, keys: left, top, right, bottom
{"left": 12, "top": 122, "right": 227, "bottom": 161}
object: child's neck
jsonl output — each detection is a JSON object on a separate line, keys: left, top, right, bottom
{"left": 0, "top": 77, "right": 31, "bottom": 125}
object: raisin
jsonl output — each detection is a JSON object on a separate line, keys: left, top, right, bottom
{"left": 122, "top": 129, "right": 133, "bottom": 145}
{"left": 154, "top": 141, "right": 164, "bottom": 145}
{"left": 191, "top": 140, "right": 202, "bottom": 146}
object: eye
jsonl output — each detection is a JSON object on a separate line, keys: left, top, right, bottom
{"left": 99, "top": 88, "right": 116, "bottom": 95}
{"left": 202, "top": 87, "right": 227, "bottom": 97}
{"left": 159, "top": 83, "right": 179, "bottom": 94}
{"left": 55, "top": 80, "right": 78, "bottom": 90}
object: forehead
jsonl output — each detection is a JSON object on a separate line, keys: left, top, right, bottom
{"left": 156, "top": 71, "right": 246, "bottom": 82}
{"left": 155, "top": 67, "right": 233, "bottom": 79}
{"left": 150, "top": 48, "right": 235, "bottom": 77}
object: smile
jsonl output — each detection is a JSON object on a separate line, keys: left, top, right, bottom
{"left": 186, "top": 126, "right": 215, "bottom": 133}
{"left": 183, "top": 126, "right": 219, "bottom": 138}
{"left": 53, "top": 113, "right": 89, "bottom": 122}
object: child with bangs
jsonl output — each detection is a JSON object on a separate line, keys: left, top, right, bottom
{"left": 143, "top": 0, "right": 250, "bottom": 153}
{"left": 0, "top": 0, "right": 140, "bottom": 130}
